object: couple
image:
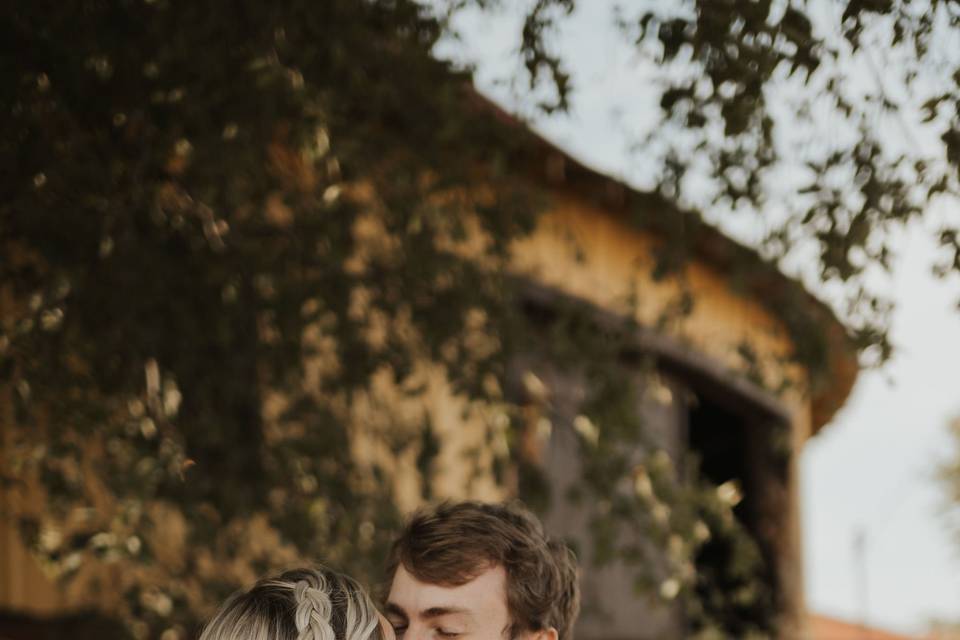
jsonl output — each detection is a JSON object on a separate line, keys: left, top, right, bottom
{"left": 200, "top": 501, "right": 581, "bottom": 640}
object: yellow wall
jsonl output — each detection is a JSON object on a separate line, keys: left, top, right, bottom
{"left": 0, "top": 496, "right": 64, "bottom": 615}
{"left": 0, "top": 186, "right": 820, "bottom": 635}
{"left": 346, "top": 362, "right": 509, "bottom": 512}
{"left": 510, "top": 197, "right": 809, "bottom": 422}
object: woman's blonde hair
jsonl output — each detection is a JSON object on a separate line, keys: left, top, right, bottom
{"left": 200, "top": 567, "right": 384, "bottom": 640}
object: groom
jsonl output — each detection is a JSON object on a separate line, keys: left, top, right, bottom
{"left": 383, "top": 501, "right": 580, "bottom": 640}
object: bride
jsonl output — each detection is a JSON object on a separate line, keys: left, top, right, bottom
{"left": 199, "top": 566, "right": 395, "bottom": 640}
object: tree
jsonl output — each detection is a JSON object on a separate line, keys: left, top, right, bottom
{"left": 2, "top": 1, "right": 540, "bottom": 636}
{"left": 940, "top": 416, "right": 960, "bottom": 541}
{"left": 465, "top": 0, "right": 960, "bottom": 364}
{"left": 5, "top": 1, "right": 960, "bottom": 639}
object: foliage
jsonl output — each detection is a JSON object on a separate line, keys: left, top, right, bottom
{"left": 2, "top": 1, "right": 536, "bottom": 636}
{"left": 939, "top": 416, "right": 960, "bottom": 544}
{"left": 508, "top": 293, "right": 781, "bottom": 636}
{"left": 474, "top": 0, "right": 960, "bottom": 366}
{"left": 8, "top": 0, "right": 960, "bottom": 639}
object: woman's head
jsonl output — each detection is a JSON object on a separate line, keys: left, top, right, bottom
{"left": 200, "top": 567, "right": 392, "bottom": 640}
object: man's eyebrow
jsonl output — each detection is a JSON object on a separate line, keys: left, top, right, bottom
{"left": 420, "top": 607, "right": 473, "bottom": 620}
{"left": 384, "top": 603, "right": 474, "bottom": 621}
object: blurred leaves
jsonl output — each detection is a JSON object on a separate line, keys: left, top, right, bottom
{"left": 611, "top": 0, "right": 960, "bottom": 367}
{"left": 1, "top": 1, "right": 535, "bottom": 636}
{"left": 10, "top": 0, "right": 960, "bottom": 638}
{"left": 938, "top": 415, "right": 960, "bottom": 546}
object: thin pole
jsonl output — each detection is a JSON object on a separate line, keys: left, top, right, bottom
{"left": 853, "top": 526, "right": 869, "bottom": 638}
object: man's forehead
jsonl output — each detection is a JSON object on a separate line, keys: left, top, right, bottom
{"left": 387, "top": 563, "right": 508, "bottom": 616}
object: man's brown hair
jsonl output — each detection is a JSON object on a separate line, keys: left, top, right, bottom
{"left": 385, "top": 501, "right": 580, "bottom": 640}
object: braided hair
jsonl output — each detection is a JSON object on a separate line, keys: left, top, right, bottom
{"left": 200, "top": 567, "right": 384, "bottom": 640}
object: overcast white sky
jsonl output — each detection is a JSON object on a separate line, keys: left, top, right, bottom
{"left": 800, "top": 216, "right": 960, "bottom": 634}
{"left": 435, "top": 0, "right": 960, "bottom": 633}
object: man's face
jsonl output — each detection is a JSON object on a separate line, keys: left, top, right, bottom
{"left": 385, "top": 564, "right": 511, "bottom": 640}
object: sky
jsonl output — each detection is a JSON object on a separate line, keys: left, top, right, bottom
{"left": 434, "top": 1, "right": 960, "bottom": 634}
{"left": 801, "top": 217, "right": 960, "bottom": 634}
